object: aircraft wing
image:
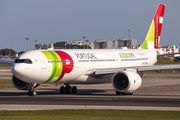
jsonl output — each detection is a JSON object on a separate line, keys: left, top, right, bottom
{"left": 158, "top": 52, "right": 180, "bottom": 56}
{"left": 138, "top": 64, "right": 180, "bottom": 71}
{"left": 91, "top": 64, "right": 180, "bottom": 75}
{"left": 0, "top": 59, "right": 14, "bottom": 65}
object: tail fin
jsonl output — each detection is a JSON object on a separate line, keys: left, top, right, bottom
{"left": 173, "top": 45, "right": 178, "bottom": 53}
{"left": 139, "top": 4, "right": 166, "bottom": 49}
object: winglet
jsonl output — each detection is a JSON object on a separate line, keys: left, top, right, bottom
{"left": 139, "top": 4, "right": 166, "bottom": 49}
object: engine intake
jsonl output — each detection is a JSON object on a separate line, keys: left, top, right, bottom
{"left": 112, "top": 71, "right": 142, "bottom": 93}
{"left": 12, "top": 75, "right": 29, "bottom": 90}
{"left": 113, "top": 73, "right": 129, "bottom": 90}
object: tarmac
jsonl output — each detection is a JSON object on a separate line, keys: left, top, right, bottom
{"left": 0, "top": 67, "right": 180, "bottom": 111}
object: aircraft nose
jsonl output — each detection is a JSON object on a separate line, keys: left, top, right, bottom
{"left": 11, "top": 64, "right": 28, "bottom": 80}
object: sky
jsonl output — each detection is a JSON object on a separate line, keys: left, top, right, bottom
{"left": 0, "top": 0, "right": 180, "bottom": 52}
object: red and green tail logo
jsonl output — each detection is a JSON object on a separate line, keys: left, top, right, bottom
{"left": 139, "top": 4, "right": 165, "bottom": 49}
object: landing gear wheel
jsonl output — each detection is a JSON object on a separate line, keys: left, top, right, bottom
{"left": 67, "top": 86, "right": 72, "bottom": 94}
{"left": 72, "top": 86, "right": 77, "bottom": 94}
{"left": 116, "top": 91, "right": 121, "bottom": 95}
{"left": 28, "top": 89, "right": 36, "bottom": 96}
{"left": 28, "top": 90, "right": 31, "bottom": 96}
{"left": 116, "top": 91, "right": 133, "bottom": 96}
{"left": 60, "top": 86, "right": 65, "bottom": 94}
{"left": 27, "top": 83, "right": 37, "bottom": 96}
{"left": 59, "top": 84, "right": 77, "bottom": 94}
{"left": 32, "top": 90, "right": 36, "bottom": 96}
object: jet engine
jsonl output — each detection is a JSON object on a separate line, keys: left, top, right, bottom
{"left": 12, "top": 75, "right": 29, "bottom": 90}
{"left": 112, "top": 71, "right": 142, "bottom": 94}
{"left": 12, "top": 75, "right": 40, "bottom": 90}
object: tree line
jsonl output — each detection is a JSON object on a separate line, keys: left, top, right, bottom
{"left": 0, "top": 48, "right": 25, "bottom": 56}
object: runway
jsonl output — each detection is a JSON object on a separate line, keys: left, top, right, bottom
{"left": 0, "top": 68, "right": 180, "bottom": 110}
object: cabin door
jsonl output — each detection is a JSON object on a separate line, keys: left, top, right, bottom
{"left": 38, "top": 55, "right": 47, "bottom": 69}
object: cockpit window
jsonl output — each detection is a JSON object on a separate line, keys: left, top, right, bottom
{"left": 14, "top": 59, "right": 33, "bottom": 64}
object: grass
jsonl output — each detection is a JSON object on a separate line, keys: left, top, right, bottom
{"left": 0, "top": 79, "right": 14, "bottom": 89}
{"left": 0, "top": 63, "right": 11, "bottom": 67}
{"left": 0, "top": 79, "right": 60, "bottom": 89}
{"left": 0, "top": 109, "right": 179, "bottom": 120}
{"left": 155, "top": 58, "right": 180, "bottom": 65}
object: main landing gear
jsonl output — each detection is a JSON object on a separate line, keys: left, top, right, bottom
{"left": 27, "top": 83, "right": 38, "bottom": 96}
{"left": 116, "top": 91, "right": 133, "bottom": 95}
{"left": 60, "top": 83, "right": 77, "bottom": 94}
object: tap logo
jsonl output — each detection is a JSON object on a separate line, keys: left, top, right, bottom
{"left": 41, "top": 51, "right": 74, "bottom": 83}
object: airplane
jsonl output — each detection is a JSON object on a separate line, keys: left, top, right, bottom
{"left": 175, "top": 56, "right": 180, "bottom": 60}
{"left": 1, "top": 4, "right": 180, "bottom": 96}
{"left": 173, "top": 45, "right": 180, "bottom": 60}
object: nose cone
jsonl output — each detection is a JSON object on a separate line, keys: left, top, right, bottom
{"left": 11, "top": 64, "right": 29, "bottom": 81}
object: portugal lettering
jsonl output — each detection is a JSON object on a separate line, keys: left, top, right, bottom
{"left": 75, "top": 53, "right": 97, "bottom": 59}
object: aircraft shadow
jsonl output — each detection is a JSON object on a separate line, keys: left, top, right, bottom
{"left": 0, "top": 88, "right": 115, "bottom": 96}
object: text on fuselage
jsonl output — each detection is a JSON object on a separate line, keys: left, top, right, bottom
{"left": 75, "top": 53, "right": 97, "bottom": 59}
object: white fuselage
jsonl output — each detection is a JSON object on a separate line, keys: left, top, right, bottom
{"left": 11, "top": 49, "right": 157, "bottom": 84}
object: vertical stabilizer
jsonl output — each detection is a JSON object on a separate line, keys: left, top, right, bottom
{"left": 173, "top": 45, "right": 178, "bottom": 53}
{"left": 139, "top": 4, "right": 166, "bottom": 49}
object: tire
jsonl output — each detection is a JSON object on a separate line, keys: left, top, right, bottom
{"left": 121, "top": 93, "right": 128, "bottom": 95}
{"left": 60, "top": 86, "right": 65, "bottom": 94}
{"left": 28, "top": 90, "right": 36, "bottom": 96}
{"left": 28, "top": 90, "right": 31, "bottom": 96}
{"left": 116, "top": 91, "right": 121, "bottom": 95}
{"left": 32, "top": 90, "right": 36, "bottom": 96}
{"left": 67, "top": 86, "right": 72, "bottom": 94}
{"left": 72, "top": 86, "right": 77, "bottom": 94}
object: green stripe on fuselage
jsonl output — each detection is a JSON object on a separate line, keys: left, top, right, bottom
{"left": 41, "top": 51, "right": 63, "bottom": 83}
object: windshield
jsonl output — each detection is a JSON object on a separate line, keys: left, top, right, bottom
{"left": 14, "top": 59, "right": 33, "bottom": 64}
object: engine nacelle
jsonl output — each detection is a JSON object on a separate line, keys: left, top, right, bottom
{"left": 112, "top": 71, "right": 142, "bottom": 93}
{"left": 12, "top": 75, "right": 29, "bottom": 90}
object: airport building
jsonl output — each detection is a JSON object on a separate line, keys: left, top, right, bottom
{"left": 83, "top": 40, "right": 95, "bottom": 49}
{"left": 113, "top": 38, "right": 137, "bottom": 49}
{"left": 68, "top": 40, "right": 83, "bottom": 46}
{"left": 159, "top": 45, "right": 180, "bottom": 57}
{"left": 54, "top": 41, "right": 80, "bottom": 49}
{"left": 94, "top": 39, "right": 112, "bottom": 49}
{"left": 54, "top": 41, "right": 66, "bottom": 49}
{"left": 53, "top": 40, "right": 94, "bottom": 49}
{"left": 35, "top": 38, "right": 139, "bottom": 50}
{"left": 35, "top": 44, "right": 54, "bottom": 49}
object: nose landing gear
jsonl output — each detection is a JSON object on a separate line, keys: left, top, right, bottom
{"left": 27, "top": 83, "right": 38, "bottom": 96}
{"left": 28, "top": 89, "right": 36, "bottom": 96}
{"left": 60, "top": 83, "right": 77, "bottom": 94}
